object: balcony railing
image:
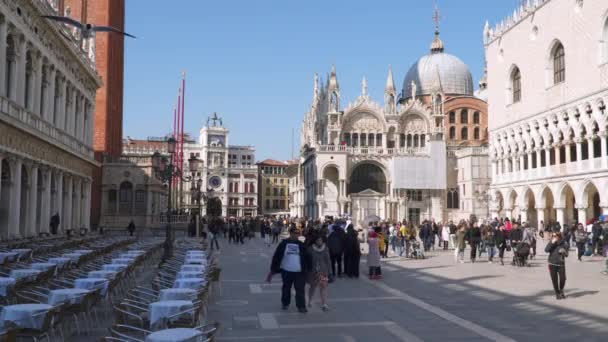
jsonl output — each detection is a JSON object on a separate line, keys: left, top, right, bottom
{"left": 318, "top": 145, "right": 428, "bottom": 156}
{"left": 494, "top": 157, "right": 606, "bottom": 185}
{"left": 1, "top": 96, "right": 94, "bottom": 159}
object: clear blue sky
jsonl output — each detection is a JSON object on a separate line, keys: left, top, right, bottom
{"left": 123, "top": 0, "right": 520, "bottom": 161}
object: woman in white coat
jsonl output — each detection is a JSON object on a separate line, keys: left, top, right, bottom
{"left": 441, "top": 224, "right": 450, "bottom": 251}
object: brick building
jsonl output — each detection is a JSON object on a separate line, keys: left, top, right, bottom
{"left": 257, "top": 159, "right": 290, "bottom": 216}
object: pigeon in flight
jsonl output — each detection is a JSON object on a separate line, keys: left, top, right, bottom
{"left": 41, "top": 15, "right": 136, "bottom": 40}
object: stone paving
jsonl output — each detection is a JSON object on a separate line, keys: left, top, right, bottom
{"left": 207, "top": 235, "right": 608, "bottom": 342}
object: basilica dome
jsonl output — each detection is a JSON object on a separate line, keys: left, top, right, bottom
{"left": 402, "top": 33, "right": 474, "bottom": 100}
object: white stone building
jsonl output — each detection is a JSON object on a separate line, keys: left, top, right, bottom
{"left": 292, "top": 26, "right": 491, "bottom": 226}
{"left": 486, "top": 0, "right": 608, "bottom": 227}
{"left": 0, "top": 0, "right": 100, "bottom": 238}
{"left": 182, "top": 115, "right": 258, "bottom": 218}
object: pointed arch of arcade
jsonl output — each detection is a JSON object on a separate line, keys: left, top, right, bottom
{"left": 537, "top": 185, "right": 556, "bottom": 226}
{"left": 556, "top": 182, "right": 577, "bottom": 225}
{"left": 347, "top": 161, "right": 388, "bottom": 195}
{"left": 578, "top": 180, "right": 601, "bottom": 223}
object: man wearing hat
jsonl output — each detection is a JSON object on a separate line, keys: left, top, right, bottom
{"left": 270, "top": 227, "right": 310, "bottom": 313}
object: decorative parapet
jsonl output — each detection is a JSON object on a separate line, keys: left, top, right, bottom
{"left": 483, "top": 0, "right": 553, "bottom": 46}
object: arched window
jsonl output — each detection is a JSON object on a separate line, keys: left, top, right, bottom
{"left": 399, "top": 134, "right": 406, "bottom": 147}
{"left": 376, "top": 133, "right": 382, "bottom": 147}
{"left": 449, "top": 126, "right": 456, "bottom": 140}
{"left": 368, "top": 134, "right": 374, "bottom": 147}
{"left": 406, "top": 134, "right": 413, "bottom": 147}
{"left": 352, "top": 133, "right": 358, "bottom": 146}
{"left": 420, "top": 134, "right": 426, "bottom": 147}
{"left": 552, "top": 42, "right": 565, "bottom": 84}
{"left": 473, "top": 111, "right": 480, "bottom": 124}
{"left": 460, "top": 110, "right": 468, "bottom": 124}
{"left": 360, "top": 133, "right": 367, "bottom": 147}
{"left": 413, "top": 134, "right": 419, "bottom": 148}
{"left": 449, "top": 111, "right": 455, "bottom": 124}
{"left": 447, "top": 189, "right": 459, "bottom": 209}
{"left": 461, "top": 127, "right": 468, "bottom": 140}
{"left": 511, "top": 67, "right": 521, "bottom": 102}
{"left": 474, "top": 127, "right": 480, "bottom": 140}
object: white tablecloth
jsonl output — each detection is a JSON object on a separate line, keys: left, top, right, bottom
{"left": 0, "top": 252, "right": 19, "bottom": 263}
{"left": 184, "top": 257, "right": 206, "bottom": 265}
{"left": 9, "top": 269, "right": 41, "bottom": 280}
{"left": 11, "top": 249, "right": 32, "bottom": 259}
{"left": 173, "top": 278, "right": 206, "bottom": 290}
{"left": 102, "top": 264, "right": 127, "bottom": 272}
{"left": 111, "top": 258, "right": 133, "bottom": 265}
{"left": 88, "top": 270, "right": 117, "bottom": 279}
{"left": 176, "top": 271, "right": 204, "bottom": 279}
{"left": 120, "top": 253, "right": 141, "bottom": 259}
{"left": 180, "top": 265, "right": 206, "bottom": 273}
{"left": 62, "top": 253, "right": 83, "bottom": 262}
{"left": 148, "top": 300, "right": 193, "bottom": 330}
{"left": 159, "top": 288, "right": 197, "bottom": 301}
{"left": 74, "top": 278, "right": 109, "bottom": 296}
{"left": 29, "top": 263, "right": 57, "bottom": 275}
{"left": 0, "top": 277, "right": 16, "bottom": 296}
{"left": 145, "top": 328, "right": 203, "bottom": 342}
{"left": 73, "top": 249, "right": 93, "bottom": 254}
{"left": 0, "top": 304, "right": 52, "bottom": 329}
{"left": 47, "top": 288, "right": 90, "bottom": 305}
{"left": 47, "top": 257, "right": 72, "bottom": 268}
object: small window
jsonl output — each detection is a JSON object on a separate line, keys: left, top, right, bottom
{"left": 461, "top": 127, "right": 468, "bottom": 140}
{"left": 553, "top": 43, "right": 565, "bottom": 84}
{"left": 449, "top": 126, "right": 456, "bottom": 140}
{"left": 512, "top": 67, "right": 521, "bottom": 102}
{"left": 449, "top": 111, "right": 455, "bottom": 124}
{"left": 473, "top": 111, "right": 480, "bottom": 124}
{"left": 474, "top": 127, "right": 480, "bottom": 140}
{"left": 460, "top": 110, "right": 468, "bottom": 124}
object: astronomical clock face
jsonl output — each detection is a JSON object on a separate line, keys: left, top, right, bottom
{"left": 208, "top": 175, "right": 222, "bottom": 189}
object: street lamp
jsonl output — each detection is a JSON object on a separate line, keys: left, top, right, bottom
{"left": 154, "top": 136, "right": 192, "bottom": 258}
{"left": 188, "top": 156, "right": 210, "bottom": 237}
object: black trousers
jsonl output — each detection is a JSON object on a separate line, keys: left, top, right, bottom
{"left": 576, "top": 242, "right": 585, "bottom": 259}
{"left": 343, "top": 252, "right": 360, "bottom": 277}
{"left": 368, "top": 266, "right": 382, "bottom": 276}
{"left": 281, "top": 271, "right": 306, "bottom": 309}
{"left": 498, "top": 246, "right": 506, "bottom": 259}
{"left": 330, "top": 253, "right": 343, "bottom": 276}
{"left": 470, "top": 242, "right": 478, "bottom": 260}
{"left": 548, "top": 265, "right": 566, "bottom": 294}
{"left": 272, "top": 233, "right": 279, "bottom": 243}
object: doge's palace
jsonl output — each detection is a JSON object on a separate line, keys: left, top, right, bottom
{"left": 0, "top": 0, "right": 100, "bottom": 238}
{"left": 486, "top": 0, "right": 608, "bottom": 227}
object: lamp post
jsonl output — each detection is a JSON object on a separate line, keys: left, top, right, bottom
{"left": 154, "top": 137, "right": 194, "bottom": 258}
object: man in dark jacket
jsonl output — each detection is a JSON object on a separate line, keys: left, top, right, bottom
{"left": 270, "top": 227, "right": 310, "bottom": 313}
{"left": 591, "top": 222, "right": 603, "bottom": 255}
{"left": 327, "top": 225, "right": 346, "bottom": 278}
{"left": 419, "top": 221, "right": 432, "bottom": 252}
{"left": 545, "top": 233, "right": 569, "bottom": 299}
{"left": 50, "top": 213, "right": 60, "bottom": 235}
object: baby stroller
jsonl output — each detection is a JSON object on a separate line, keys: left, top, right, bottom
{"left": 512, "top": 242, "right": 530, "bottom": 267}
{"left": 410, "top": 240, "right": 425, "bottom": 259}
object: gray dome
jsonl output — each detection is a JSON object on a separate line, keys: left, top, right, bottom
{"left": 402, "top": 52, "right": 474, "bottom": 99}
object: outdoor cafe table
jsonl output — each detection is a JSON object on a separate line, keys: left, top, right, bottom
{"left": 148, "top": 300, "right": 193, "bottom": 330}
{"left": 0, "top": 277, "right": 16, "bottom": 296}
{"left": 47, "top": 257, "right": 72, "bottom": 269}
{"left": 9, "top": 269, "right": 41, "bottom": 280}
{"left": 173, "top": 278, "right": 206, "bottom": 290}
{"left": 103, "top": 264, "right": 127, "bottom": 272}
{"left": 145, "top": 328, "right": 203, "bottom": 342}
{"left": 176, "top": 271, "right": 204, "bottom": 280}
{"left": 0, "top": 304, "right": 52, "bottom": 329}
{"left": 88, "top": 270, "right": 117, "bottom": 280}
{"left": 74, "top": 278, "right": 109, "bottom": 296}
{"left": 0, "top": 252, "right": 19, "bottom": 263}
{"left": 111, "top": 258, "right": 134, "bottom": 265}
{"left": 29, "top": 263, "right": 57, "bottom": 275}
{"left": 159, "top": 288, "right": 197, "bottom": 301}
{"left": 47, "top": 288, "right": 90, "bottom": 305}
{"left": 11, "top": 249, "right": 32, "bottom": 260}
{"left": 73, "top": 250, "right": 93, "bottom": 254}
{"left": 62, "top": 253, "right": 84, "bottom": 262}
{"left": 184, "top": 257, "right": 206, "bottom": 265}
{"left": 180, "top": 265, "right": 206, "bottom": 273}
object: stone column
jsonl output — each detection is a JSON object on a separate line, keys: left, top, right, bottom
{"left": 25, "top": 164, "right": 38, "bottom": 237}
{"left": 601, "top": 132, "right": 608, "bottom": 169}
{"left": 577, "top": 205, "right": 587, "bottom": 225}
{"left": 588, "top": 137, "right": 595, "bottom": 169}
{"left": 32, "top": 52, "right": 42, "bottom": 115}
{"left": 565, "top": 142, "right": 572, "bottom": 163}
{"left": 555, "top": 207, "right": 565, "bottom": 226}
{"left": 518, "top": 154, "right": 525, "bottom": 173}
{"left": 40, "top": 168, "right": 51, "bottom": 234}
{"left": 575, "top": 139, "right": 583, "bottom": 171}
{"left": 68, "top": 88, "right": 76, "bottom": 135}
{"left": 87, "top": 102, "right": 94, "bottom": 146}
{"left": 64, "top": 176, "right": 73, "bottom": 233}
{"left": 83, "top": 181, "right": 91, "bottom": 229}
{"left": 505, "top": 207, "right": 513, "bottom": 220}
{"left": 72, "top": 178, "right": 81, "bottom": 229}
{"left": 58, "top": 78, "right": 67, "bottom": 128}
{"left": 0, "top": 17, "right": 7, "bottom": 96}
{"left": 8, "top": 157, "right": 22, "bottom": 238}
{"left": 16, "top": 37, "right": 26, "bottom": 107}
{"left": 527, "top": 152, "right": 532, "bottom": 172}
{"left": 55, "top": 171, "right": 63, "bottom": 233}
{"left": 554, "top": 144, "right": 561, "bottom": 166}
{"left": 519, "top": 208, "right": 528, "bottom": 225}
{"left": 491, "top": 161, "right": 497, "bottom": 177}
{"left": 535, "top": 148, "right": 542, "bottom": 174}
{"left": 536, "top": 207, "right": 545, "bottom": 232}
{"left": 46, "top": 67, "right": 56, "bottom": 122}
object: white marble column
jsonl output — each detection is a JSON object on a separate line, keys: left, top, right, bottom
{"left": 526, "top": 152, "right": 532, "bottom": 172}
{"left": 45, "top": 67, "right": 56, "bottom": 122}
{"left": 577, "top": 206, "right": 587, "bottom": 225}
{"left": 55, "top": 171, "right": 63, "bottom": 233}
{"left": 554, "top": 144, "right": 561, "bottom": 165}
{"left": 536, "top": 207, "right": 545, "bottom": 231}
{"left": 588, "top": 137, "right": 595, "bottom": 169}
{"left": 535, "top": 149, "right": 542, "bottom": 174}
{"left": 16, "top": 37, "right": 27, "bottom": 107}
{"left": 83, "top": 181, "right": 91, "bottom": 229}
{"left": 26, "top": 164, "right": 38, "bottom": 237}
{"left": 519, "top": 208, "right": 528, "bottom": 225}
{"left": 0, "top": 17, "right": 7, "bottom": 96}
{"left": 72, "top": 178, "right": 81, "bottom": 229}
{"left": 565, "top": 142, "right": 572, "bottom": 163}
{"left": 556, "top": 207, "right": 565, "bottom": 226}
{"left": 64, "top": 176, "right": 73, "bottom": 232}
{"left": 68, "top": 88, "right": 76, "bottom": 134}
{"left": 575, "top": 139, "right": 583, "bottom": 171}
{"left": 32, "top": 52, "right": 42, "bottom": 115}
{"left": 57, "top": 77, "right": 67, "bottom": 128}
{"left": 40, "top": 168, "right": 51, "bottom": 234}
{"left": 8, "top": 158, "right": 22, "bottom": 238}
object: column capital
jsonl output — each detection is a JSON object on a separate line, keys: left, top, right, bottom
{"left": 575, "top": 204, "right": 587, "bottom": 210}
{"left": 535, "top": 206, "right": 546, "bottom": 210}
